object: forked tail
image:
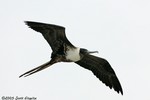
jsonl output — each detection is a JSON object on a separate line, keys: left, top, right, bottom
{"left": 19, "top": 60, "right": 54, "bottom": 78}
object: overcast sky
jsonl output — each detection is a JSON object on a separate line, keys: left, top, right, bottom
{"left": 0, "top": 0, "right": 150, "bottom": 100}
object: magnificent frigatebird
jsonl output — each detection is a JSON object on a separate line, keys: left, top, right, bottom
{"left": 19, "top": 21, "right": 123, "bottom": 95}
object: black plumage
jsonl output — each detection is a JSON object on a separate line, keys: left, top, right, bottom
{"left": 20, "top": 21, "right": 123, "bottom": 95}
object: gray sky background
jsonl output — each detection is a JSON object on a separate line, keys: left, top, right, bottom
{"left": 0, "top": 0, "right": 150, "bottom": 100}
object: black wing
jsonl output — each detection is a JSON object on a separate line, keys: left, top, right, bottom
{"left": 25, "top": 21, "right": 75, "bottom": 52}
{"left": 75, "top": 55, "right": 123, "bottom": 95}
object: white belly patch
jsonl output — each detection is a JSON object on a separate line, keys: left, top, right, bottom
{"left": 66, "top": 47, "right": 80, "bottom": 62}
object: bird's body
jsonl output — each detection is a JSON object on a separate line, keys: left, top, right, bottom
{"left": 20, "top": 21, "right": 123, "bottom": 95}
{"left": 66, "top": 47, "right": 80, "bottom": 62}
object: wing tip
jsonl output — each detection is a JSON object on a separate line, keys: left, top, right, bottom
{"left": 24, "top": 21, "right": 28, "bottom": 26}
{"left": 117, "top": 89, "right": 123, "bottom": 95}
{"left": 24, "top": 21, "right": 35, "bottom": 27}
{"left": 112, "top": 76, "right": 123, "bottom": 95}
{"left": 24, "top": 21, "right": 33, "bottom": 28}
{"left": 24, "top": 21, "right": 30, "bottom": 24}
{"left": 115, "top": 86, "right": 123, "bottom": 95}
{"left": 24, "top": 21, "right": 65, "bottom": 29}
{"left": 120, "top": 90, "right": 123, "bottom": 95}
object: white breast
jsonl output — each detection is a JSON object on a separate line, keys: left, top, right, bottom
{"left": 66, "top": 47, "right": 80, "bottom": 62}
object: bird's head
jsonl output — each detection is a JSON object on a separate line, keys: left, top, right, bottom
{"left": 80, "top": 48, "right": 98, "bottom": 55}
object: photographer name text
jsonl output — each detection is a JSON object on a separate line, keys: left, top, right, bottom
{"left": 1, "top": 96, "right": 37, "bottom": 100}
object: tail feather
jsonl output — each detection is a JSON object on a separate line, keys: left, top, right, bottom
{"left": 19, "top": 61, "right": 52, "bottom": 78}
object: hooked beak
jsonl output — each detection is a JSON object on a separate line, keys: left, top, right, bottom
{"left": 88, "top": 51, "right": 99, "bottom": 54}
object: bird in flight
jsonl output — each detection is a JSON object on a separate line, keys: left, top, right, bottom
{"left": 19, "top": 21, "right": 123, "bottom": 95}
